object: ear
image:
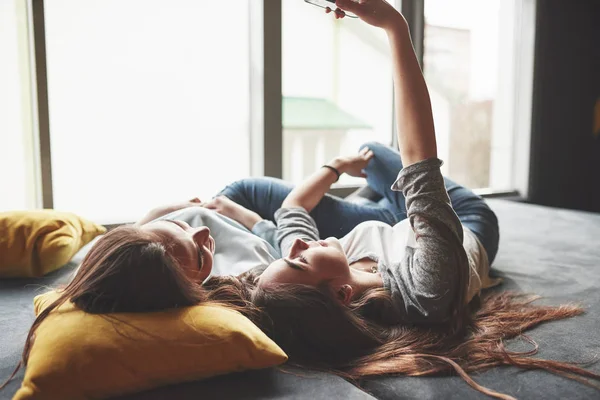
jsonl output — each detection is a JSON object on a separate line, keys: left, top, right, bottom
{"left": 336, "top": 284, "right": 354, "bottom": 305}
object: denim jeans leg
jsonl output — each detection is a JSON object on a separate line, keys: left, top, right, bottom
{"left": 217, "top": 177, "right": 397, "bottom": 239}
{"left": 360, "top": 141, "right": 407, "bottom": 220}
{"left": 444, "top": 179, "right": 500, "bottom": 264}
{"left": 360, "top": 141, "right": 499, "bottom": 263}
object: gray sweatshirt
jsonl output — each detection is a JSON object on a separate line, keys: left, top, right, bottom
{"left": 274, "top": 158, "right": 495, "bottom": 325}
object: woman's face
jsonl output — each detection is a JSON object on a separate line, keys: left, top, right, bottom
{"left": 258, "top": 237, "right": 350, "bottom": 289}
{"left": 141, "top": 220, "right": 215, "bottom": 283}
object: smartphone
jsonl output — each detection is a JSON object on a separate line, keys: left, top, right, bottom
{"left": 304, "top": 0, "right": 358, "bottom": 18}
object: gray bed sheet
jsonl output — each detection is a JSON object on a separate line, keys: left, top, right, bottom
{"left": 1, "top": 199, "right": 599, "bottom": 400}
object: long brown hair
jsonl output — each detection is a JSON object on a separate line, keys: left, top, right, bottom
{"left": 1, "top": 225, "right": 245, "bottom": 389}
{"left": 246, "top": 268, "right": 600, "bottom": 399}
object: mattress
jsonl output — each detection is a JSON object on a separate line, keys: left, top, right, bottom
{"left": 1, "top": 199, "right": 599, "bottom": 399}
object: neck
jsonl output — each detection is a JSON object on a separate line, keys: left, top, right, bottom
{"left": 350, "top": 268, "right": 383, "bottom": 298}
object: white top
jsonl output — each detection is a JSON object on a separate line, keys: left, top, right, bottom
{"left": 340, "top": 220, "right": 501, "bottom": 304}
{"left": 275, "top": 158, "right": 501, "bottom": 324}
{"left": 156, "top": 207, "right": 278, "bottom": 277}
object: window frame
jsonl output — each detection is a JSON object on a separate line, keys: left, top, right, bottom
{"left": 28, "top": 0, "right": 54, "bottom": 208}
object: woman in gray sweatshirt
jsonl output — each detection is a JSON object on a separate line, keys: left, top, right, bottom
{"left": 234, "top": 2, "right": 599, "bottom": 398}
{"left": 253, "top": 1, "right": 499, "bottom": 327}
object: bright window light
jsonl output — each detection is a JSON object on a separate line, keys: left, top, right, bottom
{"left": 45, "top": 0, "right": 251, "bottom": 223}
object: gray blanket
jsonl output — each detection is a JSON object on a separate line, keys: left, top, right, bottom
{"left": 1, "top": 199, "right": 599, "bottom": 399}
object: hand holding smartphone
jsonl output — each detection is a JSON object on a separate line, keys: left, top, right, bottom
{"left": 304, "top": 0, "right": 358, "bottom": 18}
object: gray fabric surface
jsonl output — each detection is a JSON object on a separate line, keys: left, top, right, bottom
{"left": 1, "top": 199, "right": 599, "bottom": 399}
{"left": 361, "top": 199, "right": 600, "bottom": 399}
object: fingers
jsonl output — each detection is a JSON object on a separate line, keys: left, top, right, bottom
{"left": 325, "top": 6, "right": 345, "bottom": 19}
{"left": 335, "top": 0, "right": 360, "bottom": 14}
{"left": 203, "top": 196, "right": 226, "bottom": 208}
{"left": 203, "top": 195, "right": 238, "bottom": 211}
{"left": 359, "top": 147, "right": 374, "bottom": 161}
{"left": 335, "top": 8, "right": 345, "bottom": 19}
{"left": 203, "top": 200, "right": 217, "bottom": 210}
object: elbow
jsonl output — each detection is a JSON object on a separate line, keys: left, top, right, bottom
{"left": 424, "top": 297, "right": 455, "bottom": 323}
{"left": 281, "top": 201, "right": 310, "bottom": 213}
{"left": 414, "top": 284, "right": 459, "bottom": 324}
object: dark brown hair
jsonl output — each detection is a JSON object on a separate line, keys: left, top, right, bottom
{"left": 245, "top": 267, "right": 600, "bottom": 399}
{"left": 1, "top": 225, "right": 246, "bottom": 389}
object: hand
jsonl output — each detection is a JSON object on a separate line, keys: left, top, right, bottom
{"left": 326, "top": 0, "right": 405, "bottom": 31}
{"left": 332, "top": 147, "right": 374, "bottom": 178}
{"left": 203, "top": 196, "right": 263, "bottom": 230}
{"left": 171, "top": 197, "right": 204, "bottom": 212}
{"left": 135, "top": 197, "right": 203, "bottom": 225}
{"left": 186, "top": 197, "right": 202, "bottom": 206}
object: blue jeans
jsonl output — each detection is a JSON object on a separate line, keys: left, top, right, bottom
{"left": 218, "top": 142, "right": 499, "bottom": 263}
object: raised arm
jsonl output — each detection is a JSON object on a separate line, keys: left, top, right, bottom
{"left": 332, "top": 1, "right": 468, "bottom": 326}
{"left": 333, "top": 0, "right": 437, "bottom": 166}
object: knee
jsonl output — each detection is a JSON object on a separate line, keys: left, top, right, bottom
{"left": 359, "top": 141, "right": 387, "bottom": 153}
{"left": 359, "top": 142, "right": 397, "bottom": 164}
{"left": 218, "top": 177, "right": 261, "bottom": 198}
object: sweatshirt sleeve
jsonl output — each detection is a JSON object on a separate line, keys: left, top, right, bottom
{"left": 274, "top": 207, "right": 320, "bottom": 256}
{"left": 382, "top": 158, "right": 468, "bottom": 324}
{"left": 251, "top": 219, "right": 281, "bottom": 255}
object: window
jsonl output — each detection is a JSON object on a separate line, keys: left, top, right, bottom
{"left": 3, "top": 0, "right": 533, "bottom": 225}
{"left": 281, "top": 0, "right": 398, "bottom": 186}
{"left": 44, "top": 0, "right": 251, "bottom": 223}
{"left": 0, "top": 0, "right": 37, "bottom": 210}
{"left": 424, "top": 0, "right": 521, "bottom": 190}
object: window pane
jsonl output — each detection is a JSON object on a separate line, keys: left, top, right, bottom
{"left": 282, "top": 0, "right": 395, "bottom": 185}
{"left": 424, "top": 0, "right": 514, "bottom": 190}
{"left": 0, "top": 0, "right": 36, "bottom": 210}
{"left": 45, "top": 0, "right": 250, "bottom": 223}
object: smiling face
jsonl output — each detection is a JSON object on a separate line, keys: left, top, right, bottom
{"left": 140, "top": 220, "right": 215, "bottom": 283}
{"left": 258, "top": 237, "right": 351, "bottom": 294}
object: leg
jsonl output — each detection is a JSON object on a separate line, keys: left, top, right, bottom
{"left": 217, "top": 177, "right": 292, "bottom": 222}
{"left": 360, "top": 141, "right": 499, "bottom": 263}
{"left": 359, "top": 141, "right": 408, "bottom": 219}
{"left": 217, "top": 177, "right": 397, "bottom": 239}
{"left": 443, "top": 180, "right": 500, "bottom": 264}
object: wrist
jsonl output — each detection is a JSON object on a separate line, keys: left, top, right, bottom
{"left": 241, "top": 212, "right": 263, "bottom": 231}
{"left": 385, "top": 14, "right": 409, "bottom": 38}
{"left": 328, "top": 157, "right": 348, "bottom": 175}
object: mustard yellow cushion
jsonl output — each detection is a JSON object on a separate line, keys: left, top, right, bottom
{"left": 13, "top": 291, "right": 287, "bottom": 400}
{"left": 0, "top": 210, "right": 106, "bottom": 278}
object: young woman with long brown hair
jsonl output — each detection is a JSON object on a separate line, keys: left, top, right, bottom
{"left": 0, "top": 219, "right": 254, "bottom": 389}
{"left": 234, "top": 0, "right": 600, "bottom": 398}
{"left": 0, "top": 158, "right": 432, "bottom": 391}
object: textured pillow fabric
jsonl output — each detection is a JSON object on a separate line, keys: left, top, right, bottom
{"left": 13, "top": 291, "right": 287, "bottom": 400}
{"left": 0, "top": 210, "right": 106, "bottom": 278}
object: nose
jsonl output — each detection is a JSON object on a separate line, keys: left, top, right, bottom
{"left": 193, "top": 226, "right": 210, "bottom": 235}
{"left": 288, "top": 238, "right": 309, "bottom": 258}
{"left": 192, "top": 226, "right": 211, "bottom": 246}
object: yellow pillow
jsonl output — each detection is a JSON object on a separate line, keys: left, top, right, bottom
{"left": 13, "top": 291, "right": 287, "bottom": 400}
{"left": 0, "top": 210, "right": 106, "bottom": 278}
